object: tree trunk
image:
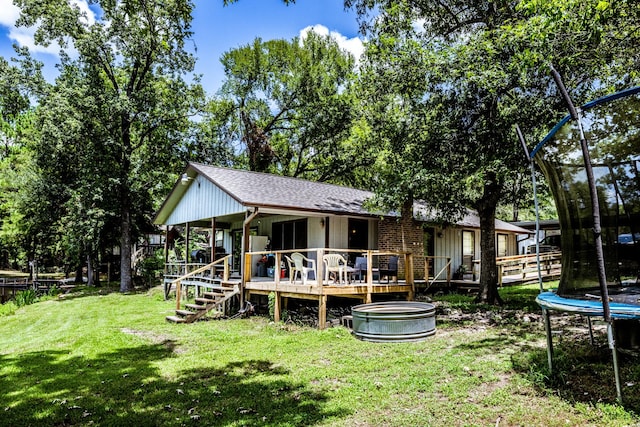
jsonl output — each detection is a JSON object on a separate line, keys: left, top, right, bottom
{"left": 87, "top": 254, "right": 94, "bottom": 287}
{"left": 75, "top": 263, "right": 83, "bottom": 284}
{"left": 475, "top": 175, "right": 504, "bottom": 305}
{"left": 119, "top": 115, "right": 133, "bottom": 293}
{"left": 120, "top": 204, "right": 133, "bottom": 292}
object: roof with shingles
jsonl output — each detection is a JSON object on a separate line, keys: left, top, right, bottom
{"left": 191, "top": 163, "right": 375, "bottom": 216}
{"left": 155, "top": 162, "right": 532, "bottom": 235}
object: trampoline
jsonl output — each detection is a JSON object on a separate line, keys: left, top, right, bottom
{"left": 526, "top": 76, "right": 640, "bottom": 403}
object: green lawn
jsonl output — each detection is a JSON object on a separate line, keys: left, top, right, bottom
{"left": 0, "top": 284, "right": 638, "bottom": 426}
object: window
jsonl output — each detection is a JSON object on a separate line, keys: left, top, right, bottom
{"left": 462, "top": 231, "right": 475, "bottom": 257}
{"left": 497, "top": 234, "right": 508, "bottom": 257}
{"left": 462, "top": 230, "right": 475, "bottom": 269}
{"left": 272, "top": 219, "right": 308, "bottom": 250}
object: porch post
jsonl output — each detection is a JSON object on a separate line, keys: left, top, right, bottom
{"left": 163, "top": 225, "right": 169, "bottom": 300}
{"left": 242, "top": 207, "right": 259, "bottom": 285}
{"left": 210, "top": 217, "right": 216, "bottom": 262}
{"left": 163, "top": 225, "right": 169, "bottom": 275}
{"left": 185, "top": 222, "right": 190, "bottom": 268}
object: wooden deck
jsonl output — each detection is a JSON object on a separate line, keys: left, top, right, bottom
{"left": 165, "top": 249, "right": 562, "bottom": 328}
{"left": 244, "top": 277, "right": 413, "bottom": 329}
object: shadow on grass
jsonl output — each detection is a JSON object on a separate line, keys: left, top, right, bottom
{"left": 511, "top": 341, "right": 640, "bottom": 413}
{"left": 0, "top": 342, "right": 345, "bottom": 426}
{"left": 50, "top": 284, "right": 155, "bottom": 303}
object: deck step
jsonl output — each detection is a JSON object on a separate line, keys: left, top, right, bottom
{"left": 185, "top": 303, "right": 208, "bottom": 310}
{"left": 195, "top": 297, "right": 217, "bottom": 304}
{"left": 176, "top": 309, "right": 196, "bottom": 316}
{"left": 203, "top": 291, "right": 224, "bottom": 298}
{"left": 166, "top": 315, "right": 186, "bottom": 323}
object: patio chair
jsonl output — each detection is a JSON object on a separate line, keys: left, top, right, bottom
{"left": 378, "top": 256, "right": 398, "bottom": 284}
{"left": 322, "top": 253, "right": 347, "bottom": 284}
{"left": 290, "top": 252, "right": 316, "bottom": 285}
{"left": 284, "top": 255, "right": 296, "bottom": 283}
{"left": 353, "top": 256, "right": 368, "bottom": 282}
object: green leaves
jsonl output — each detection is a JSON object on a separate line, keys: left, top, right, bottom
{"left": 211, "top": 32, "right": 361, "bottom": 182}
{"left": 3, "top": 0, "right": 203, "bottom": 289}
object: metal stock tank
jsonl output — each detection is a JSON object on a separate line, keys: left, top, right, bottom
{"left": 351, "top": 301, "right": 436, "bottom": 342}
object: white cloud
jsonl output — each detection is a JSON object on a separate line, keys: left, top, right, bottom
{"left": 299, "top": 24, "right": 364, "bottom": 64}
{"left": 0, "top": 0, "right": 21, "bottom": 27}
{"left": 0, "top": 0, "right": 95, "bottom": 55}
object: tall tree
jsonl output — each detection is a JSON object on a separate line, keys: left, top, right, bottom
{"left": 14, "top": 0, "right": 203, "bottom": 291}
{"left": 349, "top": 0, "right": 640, "bottom": 303}
{"left": 211, "top": 32, "right": 369, "bottom": 185}
{"left": 0, "top": 52, "right": 45, "bottom": 270}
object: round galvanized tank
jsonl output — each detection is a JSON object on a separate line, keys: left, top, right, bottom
{"left": 351, "top": 301, "right": 436, "bottom": 342}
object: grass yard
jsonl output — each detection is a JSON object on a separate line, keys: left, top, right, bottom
{"left": 0, "top": 283, "right": 639, "bottom": 426}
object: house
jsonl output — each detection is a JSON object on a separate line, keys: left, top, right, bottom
{"left": 154, "top": 163, "right": 531, "bottom": 326}
{"left": 155, "top": 162, "right": 530, "bottom": 276}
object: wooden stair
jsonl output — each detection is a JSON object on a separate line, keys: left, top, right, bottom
{"left": 166, "top": 283, "right": 241, "bottom": 324}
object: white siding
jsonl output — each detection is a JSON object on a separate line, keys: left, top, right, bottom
{"left": 165, "top": 177, "right": 244, "bottom": 225}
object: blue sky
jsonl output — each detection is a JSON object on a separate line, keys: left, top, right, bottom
{"left": 0, "top": 0, "right": 364, "bottom": 95}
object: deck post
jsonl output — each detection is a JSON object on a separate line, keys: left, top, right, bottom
{"left": 406, "top": 253, "right": 415, "bottom": 300}
{"left": 317, "top": 248, "right": 325, "bottom": 285}
{"left": 243, "top": 253, "right": 252, "bottom": 283}
{"left": 319, "top": 295, "right": 327, "bottom": 329}
{"left": 274, "top": 291, "right": 281, "bottom": 322}
{"left": 175, "top": 280, "right": 181, "bottom": 310}
{"left": 424, "top": 257, "right": 430, "bottom": 282}
{"left": 366, "top": 250, "right": 373, "bottom": 303}
{"left": 274, "top": 252, "right": 281, "bottom": 286}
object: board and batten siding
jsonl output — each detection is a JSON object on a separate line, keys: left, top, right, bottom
{"left": 164, "top": 176, "right": 244, "bottom": 225}
{"left": 433, "top": 228, "right": 480, "bottom": 273}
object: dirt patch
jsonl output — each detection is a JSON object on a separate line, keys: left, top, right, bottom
{"left": 120, "top": 328, "right": 182, "bottom": 353}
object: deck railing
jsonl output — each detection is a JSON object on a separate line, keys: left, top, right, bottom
{"left": 472, "top": 251, "right": 562, "bottom": 286}
{"left": 167, "top": 255, "right": 231, "bottom": 309}
{"left": 243, "top": 248, "right": 413, "bottom": 286}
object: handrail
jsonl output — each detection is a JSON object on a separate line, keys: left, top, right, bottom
{"left": 494, "top": 251, "right": 561, "bottom": 265}
{"left": 172, "top": 255, "right": 231, "bottom": 310}
{"left": 424, "top": 256, "right": 452, "bottom": 290}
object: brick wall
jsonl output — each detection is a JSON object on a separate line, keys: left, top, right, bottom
{"left": 377, "top": 206, "right": 425, "bottom": 280}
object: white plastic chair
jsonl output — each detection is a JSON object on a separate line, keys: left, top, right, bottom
{"left": 322, "top": 254, "right": 347, "bottom": 284}
{"left": 290, "top": 252, "right": 316, "bottom": 285}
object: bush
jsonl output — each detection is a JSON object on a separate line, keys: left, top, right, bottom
{"left": 137, "top": 250, "right": 165, "bottom": 288}
{"left": 14, "top": 289, "right": 37, "bottom": 307}
{"left": 0, "top": 301, "right": 18, "bottom": 317}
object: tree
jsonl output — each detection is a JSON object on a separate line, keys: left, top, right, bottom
{"left": 349, "top": 0, "right": 640, "bottom": 304}
{"left": 14, "top": 0, "right": 203, "bottom": 291}
{"left": 210, "top": 32, "right": 369, "bottom": 185}
{"left": 0, "top": 52, "right": 46, "bottom": 270}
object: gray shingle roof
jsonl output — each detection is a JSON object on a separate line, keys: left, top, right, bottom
{"left": 191, "top": 163, "right": 376, "bottom": 216}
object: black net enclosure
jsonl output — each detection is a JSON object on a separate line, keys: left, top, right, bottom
{"left": 532, "top": 87, "right": 640, "bottom": 303}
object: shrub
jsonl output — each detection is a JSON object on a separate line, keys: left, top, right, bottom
{"left": 0, "top": 301, "right": 18, "bottom": 317}
{"left": 14, "top": 289, "right": 37, "bottom": 307}
{"left": 137, "top": 250, "right": 165, "bottom": 288}
{"left": 268, "top": 292, "right": 275, "bottom": 320}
